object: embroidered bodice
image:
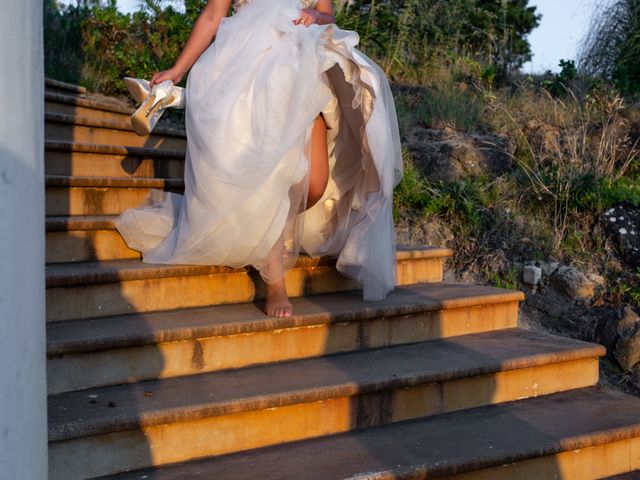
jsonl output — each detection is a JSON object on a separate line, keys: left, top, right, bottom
{"left": 233, "top": 0, "right": 318, "bottom": 14}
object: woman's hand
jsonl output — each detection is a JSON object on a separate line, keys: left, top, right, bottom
{"left": 294, "top": 8, "right": 322, "bottom": 26}
{"left": 150, "top": 66, "right": 186, "bottom": 88}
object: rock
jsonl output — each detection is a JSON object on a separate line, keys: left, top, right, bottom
{"left": 617, "top": 305, "right": 640, "bottom": 336}
{"left": 611, "top": 305, "right": 640, "bottom": 372}
{"left": 522, "top": 265, "right": 542, "bottom": 285}
{"left": 615, "top": 329, "right": 640, "bottom": 372}
{"left": 536, "top": 260, "right": 560, "bottom": 277}
{"left": 525, "top": 121, "right": 562, "bottom": 159}
{"left": 395, "top": 214, "right": 454, "bottom": 248}
{"left": 404, "top": 127, "right": 516, "bottom": 182}
{"left": 601, "top": 202, "right": 640, "bottom": 269}
{"left": 550, "top": 265, "right": 599, "bottom": 300}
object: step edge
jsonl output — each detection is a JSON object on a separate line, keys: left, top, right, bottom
{"left": 87, "top": 386, "right": 640, "bottom": 480}
{"left": 45, "top": 77, "right": 87, "bottom": 94}
{"left": 45, "top": 111, "right": 186, "bottom": 138}
{"left": 45, "top": 174, "right": 184, "bottom": 189}
{"left": 46, "top": 289, "right": 527, "bottom": 354}
{"left": 47, "top": 344, "right": 603, "bottom": 442}
{"left": 45, "top": 91, "right": 134, "bottom": 115}
{"left": 45, "top": 140, "right": 185, "bottom": 158}
{"left": 385, "top": 420, "right": 640, "bottom": 479}
{"left": 42, "top": 218, "right": 453, "bottom": 263}
{"left": 44, "top": 248, "right": 450, "bottom": 287}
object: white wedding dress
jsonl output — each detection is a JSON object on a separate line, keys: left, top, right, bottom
{"left": 114, "top": 0, "right": 403, "bottom": 301}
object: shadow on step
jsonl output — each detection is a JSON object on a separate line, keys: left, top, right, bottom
{"left": 46, "top": 88, "right": 164, "bottom": 479}
{"left": 56, "top": 276, "right": 612, "bottom": 478}
{"left": 279, "top": 286, "right": 568, "bottom": 479}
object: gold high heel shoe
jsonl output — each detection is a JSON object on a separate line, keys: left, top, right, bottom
{"left": 123, "top": 77, "right": 185, "bottom": 136}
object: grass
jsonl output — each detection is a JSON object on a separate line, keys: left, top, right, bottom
{"left": 392, "top": 63, "right": 639, "bottom": 300}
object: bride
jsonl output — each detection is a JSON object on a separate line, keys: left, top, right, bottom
{"left": 114, "top": 0, "right": 403, "bottom": 318}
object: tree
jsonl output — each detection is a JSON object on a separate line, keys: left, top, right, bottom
{"left": 336, "top": 0, "right": 540, "bottom": 77}
{"left": 579, "top": 0, "right": 640, "bottom": 95}
{"left": 470, "top": 0, "right": 540, "bottom": 74}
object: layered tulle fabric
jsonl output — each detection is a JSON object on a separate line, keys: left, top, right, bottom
{"left": 114, "top": 0, "right": 403, "bottom": 301}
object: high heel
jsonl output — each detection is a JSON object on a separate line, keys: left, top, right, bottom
{"left": 123, "top": 77, "right": 185, "bottom": 136}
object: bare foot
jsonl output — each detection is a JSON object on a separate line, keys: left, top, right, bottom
{"left": 264, "top": 278, "right": 293, "bottom": 317}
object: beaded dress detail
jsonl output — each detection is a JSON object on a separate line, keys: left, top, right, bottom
{"left": 233, "top": 0, "right": 317, "bottom": 13}
{"left": 114, "top": 0, "right": 403, "bottom": 301}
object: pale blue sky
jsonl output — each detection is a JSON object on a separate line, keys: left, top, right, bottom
{"left": 62, "top": 0, "right": 600, "bottom": 73}
{"left": 522, "top": 0, "right": 596, "bottom": 73}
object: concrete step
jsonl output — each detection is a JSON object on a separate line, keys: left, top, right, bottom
{"left": 45, "top": 175, "right": 183, "bottom": 216}
{"left": 45, "top": 77, "right": 87, "bottom": 96}
{"left": 45, "top": 217, "right": 448, "bottom": 265}
{"left": 45, "top": 141, "right": 185, "bottom": 179}
{"left": 45, "top": 247, "right": 453, "bottom": 322}
{"left": 45, "top": 90, "right": 134, "bottom": 123}
{"left": 46, "top": 215, "right": 140, "bottom": 263}
{"left": 98, "top": 385, "right": 640, "bottom": 480}
{"left": 45, "top": 112, "right": 186, "bottom": 150}
{"left": 47, "top": 282, "right": 520, "bottom": 393}
{"left": 47, "top": 328, "right": 605, "bottom": 479}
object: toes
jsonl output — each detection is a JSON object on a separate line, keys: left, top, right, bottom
{"left": 264, "top": 303, "right": 293, "bottom": 317}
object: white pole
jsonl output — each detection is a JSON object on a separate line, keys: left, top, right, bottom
{"left": 0, "top": 0, "right": 47, "bottom": 479}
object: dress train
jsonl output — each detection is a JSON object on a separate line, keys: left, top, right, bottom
{"left": 114, "top": 0, "right": 404, "bottom": 301}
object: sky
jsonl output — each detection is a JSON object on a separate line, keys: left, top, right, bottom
{"left": 61, "top": 0, "right": 600, "bottom": 73}
{"left": 522, "top": 0, "right": 597, "bottom": 73}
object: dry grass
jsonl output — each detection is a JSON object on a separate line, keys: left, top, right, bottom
{"left": 480, "top": 85, "right": 639, "bottom": 252}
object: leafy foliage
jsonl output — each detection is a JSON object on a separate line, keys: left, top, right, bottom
{"left": 45, "top": 0, "right": 206, "bottom": 94}
{"left": 45, "top": 0, "right": 540, "bottom": 93}
{"left": 542, "top": 59, "right": 578, "bottom": 97}
{"left": 336, "top": 0, "right": 539, "bottom": 81}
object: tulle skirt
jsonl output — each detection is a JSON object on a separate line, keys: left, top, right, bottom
{"left": 114, "top": 0, "right": 403, "bottom": 301}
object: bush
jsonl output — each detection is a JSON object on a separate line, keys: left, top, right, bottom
{"left": 45, "top": 0, "right": 540, "bottom": 94}
{"left": 45, "top": 0, "right": 206, "bottom": 95}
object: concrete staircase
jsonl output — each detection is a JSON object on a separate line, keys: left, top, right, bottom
{"left": 45, "top": 78, "right": 640, "bottom": 479}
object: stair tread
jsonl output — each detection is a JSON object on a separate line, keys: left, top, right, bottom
{"left": 46, "top": 90, "right": 134, "bottom": 115}
{"left": 45, "top": 111, "right": 186, "bottom": 137}
{"left": 45, "top": 140, "right": 185, "bottom": 157}
{"left": 45, "top": 77, "right": 87, "bottom": 95}
{"left": 45, "top": 174, "right": 184, "bottom": 188}
{"left": 98, "top": 385, "right": 640, "bottom": 480}
{"left": 97, "top": 387, "right": 640, "bottom": 480}
{"left": 48, "top": 327, "right": 604, "bottom": 442}
{"left": 46, "top": 214, "right": 120, "bottom": 232}
{"left": 45, "top": 246, "right": 453, "bottom": 287}
{"left": 47, "top": 281, "right": 523, "bottom": 354}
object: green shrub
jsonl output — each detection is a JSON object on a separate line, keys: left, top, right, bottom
{"left": 394, "top": 155, "right": 495, "bottom": 228}
{"left": 45, "top": 0, "right": 206, "bottom": 95}
{"left": 45, "top": 0, "right": 540, "bottom": 94}
{"left": 542, "top": 59, "right": 578, "bottom": 97}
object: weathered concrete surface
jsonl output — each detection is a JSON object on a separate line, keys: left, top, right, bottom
{"left": 49, "top": 327, "right": 601, "bottom": 440}
{"left": 48, "top": 329, "right": 603, "bottom": 478}
{"left": 45, "top": 248, "right": 453, "bottom": 322}
{"left": 46, "top": 282, "right": 523, "bottom": 393}
{"left": 103, "top": 386, "right": 640, "bottom": 480}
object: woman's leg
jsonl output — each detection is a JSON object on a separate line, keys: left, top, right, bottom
{"left": 306, "top": 113, "right": 329, "bottom": 209}
{"left": 264, "top": 113, "right": 329, "bottom": 317}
